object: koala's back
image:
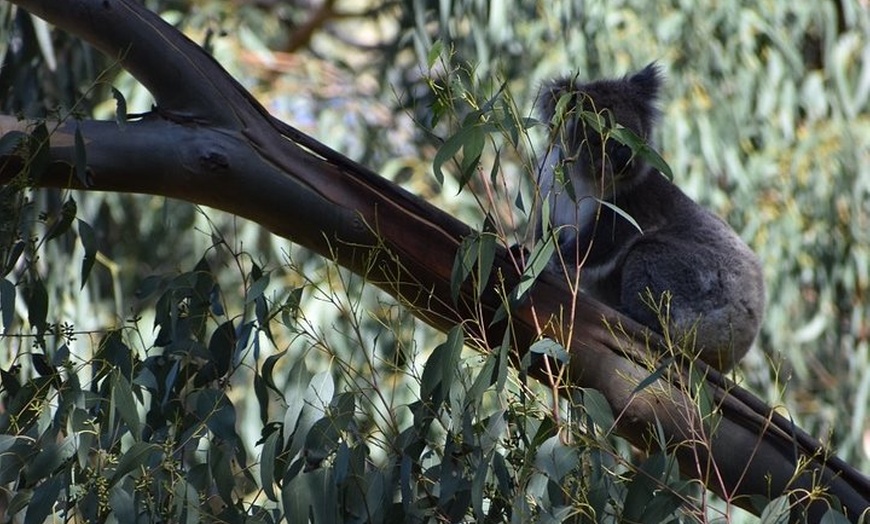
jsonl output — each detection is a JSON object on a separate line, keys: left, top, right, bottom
{"left": 537, "top": 65, "right": 765, "bottom": 370}
{"left": 583, "top": 172, "right": 766, "bottom": 370}
{"left": 604, "top": 173, "right": 764, "bottom": 369}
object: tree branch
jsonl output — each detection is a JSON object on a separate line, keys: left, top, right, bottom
{"left": 2, "top": 0, "right": 868, "bottom": 520}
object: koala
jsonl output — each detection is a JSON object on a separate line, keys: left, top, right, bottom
{"left": 535, "top": 64, "right": 764, "bottom": 371}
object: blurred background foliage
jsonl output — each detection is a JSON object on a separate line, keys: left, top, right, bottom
{"left": 0, "top": 0, "right": 868, "bottom": 522}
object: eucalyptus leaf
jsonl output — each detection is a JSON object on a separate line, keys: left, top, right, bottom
{"left": 759, "top": 495, "right": 792, "bottom": 524}
{"left": 73, "top": 123, "right": 89, "bottom": 186}
{"left": 24, "top": 476, "right": 62, "bottom": 524}
{"left": 820, "top": 508, "right": 852, "bottom": 524}
{"left": 427, "top": 39, "right": 444, "bottom": 69}
{"left": 513, "top": 235, "right": 556, "bottom": 301}
{"left": 581, "top": 388, "right": 614, "bottom": 434}
{"left": 0, "top": 278, "right": 15, "bottom": 334}
{"left": 111, "top": 369, "right": 141, "bottom": 439}
{"left": 534, "top": 435, "right": 577, "bottom": 482}
{"left": 111, "top": 87, "right": 128, "bottom": 129}
{"left": 529, "top": 338, "right": 569, "bottom": 364}
{"left": 260, "top": 429, "right": 281, "bottom": 502}
{"left": 110, "top": 443, "right": 160, "bottom": 486}
{"left": 0, "top": 130, "right": 26, "bottom": 156}
{"left": 44, "top": 198, "right": 76, "bottom": 242}
{"left": 195, "top": 389, "right": 239, "bottom": 443}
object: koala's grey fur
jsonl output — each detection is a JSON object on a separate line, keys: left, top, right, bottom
{"left": 536, "top": 64, "right": 765, "bottom": 371}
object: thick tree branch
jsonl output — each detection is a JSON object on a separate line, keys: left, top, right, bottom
{"left": 2, "top": 0, "right": 868, "bottom": 520}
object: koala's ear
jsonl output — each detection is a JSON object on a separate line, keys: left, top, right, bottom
{"left": 629, "top": 63, "right": 662, "bottom": 102}
{"left": 538, "top": 79, "right": 576, "bottom": 123}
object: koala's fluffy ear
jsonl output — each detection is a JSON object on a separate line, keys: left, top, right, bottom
{"left": 627, "top": 63, "right": 663, "bottom": 133}
{"left": 537, "top": 78, "right": 577, "bottom": 124}
{"left": 628, "top": 63, "right": 663, "bottom": 101}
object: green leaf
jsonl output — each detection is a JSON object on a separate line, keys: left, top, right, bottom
{"left": 28, "top": 122, "right": 51, "bottom": 182}
{"left": 553, "top": 92, "right": 575, "bottom": 125}
{"left": 78, "top": 219, "right": 97, "bottom": 289}
{"left": 282, "top": 471, "right": 312, "bottom": 524}
{"left": 610, "top": 125, "right": 674, "bottom": 180}
{"left": 488, "top": 146, "right": 502, "bottom": 186}
{"left": 0, "top": 435, "right": 18, "bottom": 455}
{"left": 420, "top": 325, "right": 464, "bottom": 407}
{"left": 528, "top": 338, "right": 569, "bottom": 364}
{"left": 820, "top": 509, "right": 852, "bottom": 523}
{"left": 8, "top": 490, "right": 32, "bottom": 520}
{"left": 111, "top": 369, "right": 141, "bottom": 439}
{"left": 622, "top": 452, "right": 684, "bottom": 523}
{"left": 110, "top": 442, "right": 160, "bottom": 486}
{"left": 283, "top": 469, "right": 339, "bottom": 523}
{"left": 196, "top": 389, "right": 239, "bottom": 443}
{"left": 24, "top": 475, "right": 63, "bottom": 524}
{"left": 208, "top": 320, "right": 235, "bottom": 378}
{"left": 0, "top": 130, "right": 27, "bottom": 156}
{"left": 760, "top": 495, "right": 792, "bottom": 524}
{"left": 260, "top": 428, "right": 281, "bottom": 501}
{"left": 255, "top": 289, "right": 273, "bottom": 346}
{"left": 450, "top": 234, "right": 478, "bottom": 303}
{"left": 236, "top": 320, "right": 254, "bottom": 359}
{"left": 173, "top": 481, "right": 199, "bottom": 524}
{"left": 1, "top": 241, "right": 25, "bottom": 278}
{"left": 481, "top": 410, "right": 507, "bottom": 455}
{"left": 112, "top": 87, "right": 128, "bottom": 129}
{"left": 286, "top": 371, "right": 334, "bottom": 461}
{"left": 621, "top": 453, "right": 662, "bottom": 521}
{"left": 0, "top": 278, "right": 15, "bottom": 334}
{"left": 534, "top": 435, "right": 577, "bottom": 482}
{"left": 466, "top": 351, "right": 497, "bottom": 408}
{"left": 73, "top": 123, "right": 89, "bottom": 187}
{"left": 109, "top": 484, "right": 136, "bottom": 523}
{"left": 262, "top": 350, "right": 288, "bottom": 396}
{"left": 596, "top": 199, "right": 643, "bottom": 234}
{"left": 433, "top": 127, "right": 465, "bottom": 185}
{"left": 332, "top": 392, "right": 356, "bottom": 428}
{"left": 581, "top": 388, "right": 614, "bottom": 434}
{"left": 209, "top": 442, "right": 235, "bottom": 504}
{"left": 513, "top": 235, "right": 556, "bottom": 302}
{"left": 44, "top": 198, "right": 76, "bottom": 242}
{"left": 0, "top": 365, "right": 21, "bottom": 400}
{"left": 492, "top": 451, "right": 511, "bottom": 498}
{"left": 303, "top": 417, "right": 341, "bottom": 468}
{"left": 475, "top": 231, "right": 497, "bottom": 299}
{"left": 25, "top": 278, "right": 48, "bottom": 340}
{"left": 632, "top": 360, "right": 671, "bottom": 394}
{"left": 427, "top": 40, "right": 444, "bottom": 69}
{"left": 282, "top": 359, "right": 311, "bottom": 448}
{"left": 457, "top": 124, "right": 485, "bottom": 190}
{"left": 245, "top": 273, "right": 270, "bottom": 304}
{"left": 24, "top": 438, "right": 76, "bottom": 485}
{"left": 305, "top": 370, "right": 335, "bottom": 413}
{"left": 433, "top": 122, "right": 485, "bottom": 188}
{"left": 280, "top": 287, "right": 304, "bottom": 331}
{"left": 254, "top": 373, "right": 269, "bottom": 426}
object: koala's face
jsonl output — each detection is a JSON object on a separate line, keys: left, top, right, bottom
{"left": 566, "top": 104, "right": 638, "bottom": 184}
{"left": 543, "top": 64, "right": 661, "bottom": 190}
{"left": 561, "top": 89, "right": 651, "bottom": 186}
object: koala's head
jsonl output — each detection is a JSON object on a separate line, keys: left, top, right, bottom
{"left": 540, "top": 64, "right": 662, "bottom": 186}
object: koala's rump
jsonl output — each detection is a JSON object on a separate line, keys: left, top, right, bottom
{"left": 613, "top": 225, "right": 764, "bottom": 368}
